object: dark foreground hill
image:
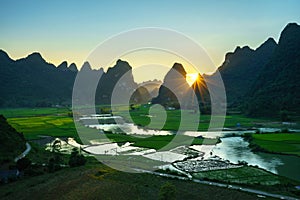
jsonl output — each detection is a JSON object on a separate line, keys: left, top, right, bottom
{"left": 0, "top": 115, "right": 26, "bottom": 164}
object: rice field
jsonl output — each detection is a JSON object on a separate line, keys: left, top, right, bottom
{"left": 192, "top": 166, "right": 297, "bottom": 186}
{"left": 252, "top": 133, "right": 300, "bottom": 156}
{"left": 115, "top": 104, "right": 273, "bottom": 131}
{"left": 8, "top": 116, "right": 76, "bottom": 140}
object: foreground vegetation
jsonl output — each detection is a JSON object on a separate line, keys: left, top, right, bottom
{"left": 0, "top": 159, "right": 267, "bottom": 200}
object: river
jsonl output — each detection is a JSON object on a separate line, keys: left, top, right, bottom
{"left": 212, "top": 137, "right": 300, "bottom": 182}
{"left": 81, "top": 115, "right": 300, "bottom": 182}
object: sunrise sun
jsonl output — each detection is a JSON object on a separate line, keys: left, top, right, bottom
{"left": 186, "top": 73, "right": 199, "bottom": 86}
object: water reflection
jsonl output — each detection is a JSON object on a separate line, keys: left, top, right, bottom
{"left": 212, "top": 137, "right": 283, "bottom": 174}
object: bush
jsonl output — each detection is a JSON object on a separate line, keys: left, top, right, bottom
{"left": 48, "top": 153, "right": 63, "bottom": 173}
{"left": 69, "top": 148, "right": 86, "bottom": 167}
{"left": 16, "top": 157, "right": 31, "bottom": 171}
{"left": 242, "top": 132, "right": 253, "bottom": 141}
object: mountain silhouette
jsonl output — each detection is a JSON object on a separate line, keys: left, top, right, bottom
{"left": 57, "top": 61, "right": 69, "bottom": 71}
{"left": 0, "top": 49, "right": 13, "bottom": 64}
{"left": 190, "top": 73, "right": 211, "bottom": 113}
{"left": 152, "top": 63, "right": 190, "bottom": 109}
{"left": 208, "top": 37, "right": 277, "bottom": 106}
{"left": 0, "top": 51, "right": 77, "bottom": 107}
{"left": 152, "top": 63, "right": 211, "bottom": 113}
{"left": 130, "top": 86, "right": 151, "bottom": 104}
{"left": 0, "top": 52, "right": 142, "bottom": 107}
{"left": 96, "top": 59, "right": 137, "bottom": 105}
{"left": 0, "top": 22, "right": 299, "bottom": 118}
{"left": 246, "top": 23, "right": 300, "bottom": 116}
{"left": 69, "top": 63, "right": 78, "bottom": 72}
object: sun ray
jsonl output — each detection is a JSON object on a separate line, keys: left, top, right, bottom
{"left": 186, "top": 73, "right": 198, "bottom": 86}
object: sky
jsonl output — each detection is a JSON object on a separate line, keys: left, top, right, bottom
{"left": 0, "top": 0, "right": 299, "bottom": 82}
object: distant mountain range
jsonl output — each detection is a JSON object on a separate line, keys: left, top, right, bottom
{"left": 0, "top": 53, "right": 141, "bottom": 107}
{"left": 0, "top": 22, "right": 299, "bottom": 117}
{"left": 0, "top": 51, "right": 77, "bottom": 107}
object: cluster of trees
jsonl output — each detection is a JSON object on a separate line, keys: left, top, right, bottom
{"left": 48, "top": 147, "right": 86, "bottom": 172}
{"left": 68, "top": 148, "right": 86, "bottom": 167}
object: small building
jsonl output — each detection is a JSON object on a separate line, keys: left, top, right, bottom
{"left": 0, "top": 169, "right": 19, "bottom": 183}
